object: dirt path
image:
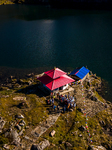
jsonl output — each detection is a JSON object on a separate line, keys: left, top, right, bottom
{"left": 74, "top": 84, "right": 108, "bottom": 117}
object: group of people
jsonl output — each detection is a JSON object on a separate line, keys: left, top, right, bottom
{"left": 59, "top": 94, "right": 76, "bottom": 111}
{"left": 47, "top": 92, "right": 76, "bottom": 113}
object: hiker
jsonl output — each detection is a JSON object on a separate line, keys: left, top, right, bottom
{"left": 53, "top": 105, "right": 56, "bottom": 111}
{"left": 50, "top": 99, "right": 52, "bottom": 105}
{"left": 67, "top": 102, "right": 70, "bottom": 110}
{"left": 52, "top": 98, "right": 54, "bottom": 104}
{"left": 58, "top": 93, "right": 61, "bottom": 100}
{"left": 68, "top": 93, "right": 70, "bottom": 99}
{"left": 57, "top": 105, "right": 60, "bottom": 113}
{"left": 63, "top": 106, "right": 66, "bottom": 113}
{"left": 53, "top": 94, "right": 55, "bottom": 99}
{"left": 47, "top": 100, "right": 51, "bottom": 105}
{"left": 73, "top": 102, "right": 76, "bottom": 108}
{"left": 65, "top": 94, "right": 67, "bottom": 98}
{"left": 70, "top": 102, "right": 73, "bottom": 108}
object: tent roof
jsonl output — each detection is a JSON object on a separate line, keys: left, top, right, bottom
{"left": 44, "top": 68, "right": 66, "bottom": 79}
{"left": 38, "top": 74, "right": 75, "bottom": 91}
{"left": 69, "top": 66, "right": 90, "bottom": 79}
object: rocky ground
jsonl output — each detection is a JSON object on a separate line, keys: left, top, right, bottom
{"left": 0, "top": 73, "right": 112, "bottom": 150}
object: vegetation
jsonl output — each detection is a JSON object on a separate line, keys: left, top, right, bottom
{"left": 0, "top": 74, "right": 111, "bottom": 149}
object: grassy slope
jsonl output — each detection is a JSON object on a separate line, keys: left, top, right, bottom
{"left": 0, "top": 76, "right": 112, "bottom": 149}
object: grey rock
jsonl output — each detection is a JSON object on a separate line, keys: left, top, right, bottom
{"left": 25, "top": 126, "right": 29, "bottom": 129}
{"left": 3, "top": 144, "right": 10, "bottom": 149}
{"left": 19, "top": 129, "right": 25, "bottom": 136}
{"left": 31, "top": 144, "right": 39, "bottom": 150}
{"left": 13, "top": 96, "right": 26, "bottom": 101}
{"left": 31, "top": 139, "right": 50, "bottom": 150}
{"left": 78, "top": 134, "right": 82, "bottom": 137}
{"left": 24, "top": 136, "right": 30, "bottom": 140}
{"left": 28, "top": 81, "right": 32, "bottom": 85}
{"left": 19, "top": 123, "right": 25, "bottom": 126}
{"left": 15, "top": 114, "right": 24, "bottom": 119}
{"left": 0, "top": 117, "right": 6, "bottom": 130}
{"left": 10, "top": 130, "right": 20, "bottom": 144}
{"left": 99, "top": 120, "right": 105, "bottom": 126}
{"left": 69, "top": 109, "right": 73, "bottom": 112}
{"left": 50, "top": 130, "right": 56, "bottom": 137}
{"left": 77, "top": 108, "right": 83, "bottom": 113}
{"left": 78, "top": 125, "right": 86, "bottom": 131}
{"left": 88, "top": 145, "right": 106, "bottom": 150}
{"left": 65, "top": 142, "right": 72, "bottom": 147}
{"left": 91, "top": 96, "right": 97, "bottom": 101}
{"left": 21, "top": 120, "right": 26, "bottom": 125}
{"left": 15, "top": 124, "right": 21, "bottom": 130}
{"left": 4, "top": 132, "right": 9, "bottom": 137}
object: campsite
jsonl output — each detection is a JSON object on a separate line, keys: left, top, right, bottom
{"left": 0, "top": 67, "right": 112, "bottom": 150}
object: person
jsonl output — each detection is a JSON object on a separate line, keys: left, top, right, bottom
{"left": 57, "top": 105, "right": 60, "bottom": 113}
{"left": 47, "top": 100, "right": 50, "bottom": 105}
{"left": 67, "top": 102, "right": 70, "bottom": 110}
{"left": 50, "top": 99, "right": 52, "bottom": 105}
{"left": 58, "top": 93, "right": 61, "bottom": 100}
{"left": 73, "top": 102, "right": 76, "bottom": 108}
{"left": 70, "top": 103, "right": 73, "bottom": 108}
{"left": 53, "top": 105, "right": 56, "bottom": 111}
{"left": 65, "top": 94, "right": 67, "bottom": 98}
{"left": 68, "top": 93, "right": 70, "bottom": 99}
{"left": 52, "top": 98, "right": 54, "bottom": 104}
{"left": 63, "top": 106, "right": 66, "bottom": 113}
{"left": 53, "top": 94, "right": 55, "bottom": 99}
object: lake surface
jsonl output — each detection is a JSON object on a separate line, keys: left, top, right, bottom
{"left": 0, "top": 4, "right": 112, "bottom": 100}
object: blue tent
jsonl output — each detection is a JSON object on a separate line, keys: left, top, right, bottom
{"left": 69, "top": 66, "right": 90, "bottom": 79}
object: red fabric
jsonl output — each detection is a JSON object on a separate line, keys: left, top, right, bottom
{"left": 38, "top": 74, "right": 75, "bottom": 91}
{"left": 44, "top": 68, "right": 66, "bottom": 79}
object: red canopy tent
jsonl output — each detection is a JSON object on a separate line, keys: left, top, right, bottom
{"left": 37, "top": 68, "right": 75, "bottom": 91}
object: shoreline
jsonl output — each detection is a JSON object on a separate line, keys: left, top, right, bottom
{"left": 0, "top": 66, "right": 112, "bottom": 103}
{"left": 0, "top": 1, "right": 112, "bottom": 10}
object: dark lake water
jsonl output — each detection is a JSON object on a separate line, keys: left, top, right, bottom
{"left": 0, "top": 4, "right": 112, "bottom": 101}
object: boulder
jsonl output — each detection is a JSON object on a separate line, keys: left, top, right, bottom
{"left": 31, "top": 139, "right": 50, "bottom": 150}
{"left": 19, "top": 123, "right": 25, "bottom": 127}
{"left": 88, "top": 145, "right": 107, "bottom": 150}
{"left": 3, "top": 144, "right": 10, "bottom": 150}
{"left": 10, "top": 130, "right": 20, "bottom": 142}
{"left": 26, "top": 73, "right": 34, "bottom": 78}
{"left": 19, "top": 129, "right": 25, "bottom": 136}
{"left": 5, "top": 130, "right": 20, "bottom": 145}
{"left": 65, "top": 142, "right": 72, "bottom": 147}
{"left": 0, "top": 117, "right": 6, "bottom": 130}
{"left": 15, "top": 114, "right": 24, "bottom": 119}
{"left": 99, "top": 120, "right": 105, "bottom": 126}
{"left": 31, "top": 144, "right": 39, "bottom": 150}
{"left": 13, "top": 96, "right": 26, "bottom": 101}
{"left": 69, "top": 109, "right": 73, "bottom": 112}
{"left": 50, "top": 130, "right": 56, "bottom": 137}
{"left": 77, "top": 108, "right": 83, "bottom": 113}
{"left": 19, "top": 120, "right": 26, "bottom": 126}
{"left": 78, "top": 125, "right": 86, "bottom": 131}
{"left": 15, "top": 124, "right": 21, "bottom": 130}
{"left": 78, "top": 134, "right": 82, "bottom": 137}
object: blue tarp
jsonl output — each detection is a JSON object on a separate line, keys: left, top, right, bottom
{"left": 69, "top": 66, "right": 90, "bottom": 79}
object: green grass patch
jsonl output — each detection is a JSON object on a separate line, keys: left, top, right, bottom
{"left": 94, "top": 91, "right": 105, "bottom": 103}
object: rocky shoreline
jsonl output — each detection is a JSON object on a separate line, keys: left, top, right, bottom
{"left": 0, "top": 71, "right": 112, "bottom": 150}
{"left": 0, "top": 0, "right": 112, "bottom": 10}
